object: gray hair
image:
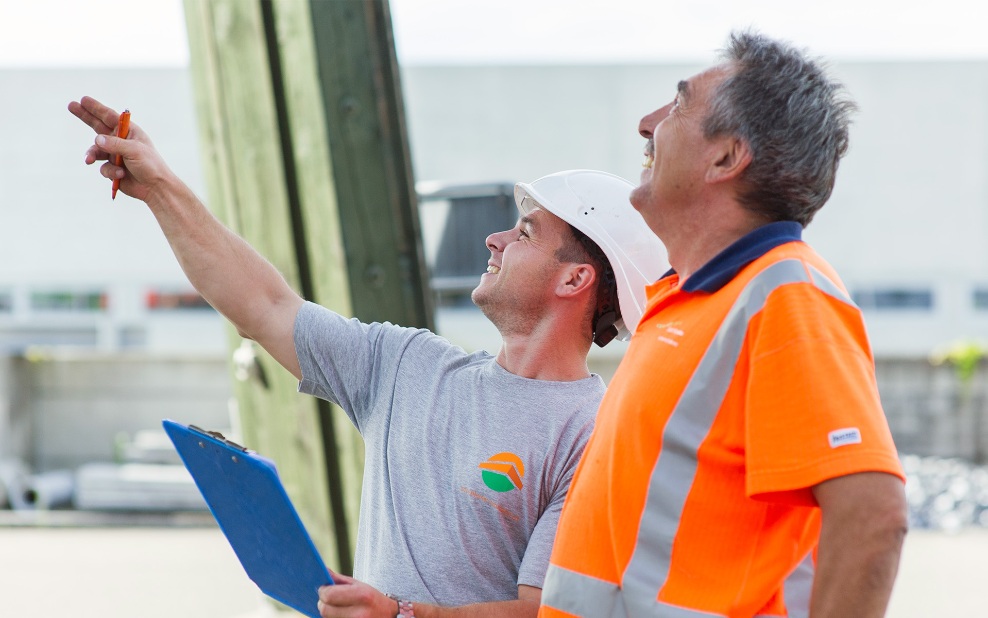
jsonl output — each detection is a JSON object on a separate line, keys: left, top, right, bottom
{"left": 703, "top": 31, "right": 857, "bottom": 226}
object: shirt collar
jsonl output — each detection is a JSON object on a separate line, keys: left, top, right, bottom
{"left": 661, "top": 221, "right": 803, "bottom": 293}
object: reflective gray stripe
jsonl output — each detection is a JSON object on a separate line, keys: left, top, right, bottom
{"left": 542, "top": 564, "right": 722, "bottom": 617}
{"left": 542, "top": 564, "right": 623, "bottom": 617}
{"left": 545, "top": 259, "right": 834, "bottom": 617}
{"left": 808, "top": 265, "right": 854, "bottom": 307}
{"left": 652, "top": 602, "right": 724, "bottom": 617}
{"left": 783, "top": 552, "right": 815, "bottom": 618}
{"left": 622, "top": 259, "right": 812, "bottom": 616}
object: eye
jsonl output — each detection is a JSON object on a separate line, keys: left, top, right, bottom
{"left": 517, "top": 230, "right": 529, "bottom": 241}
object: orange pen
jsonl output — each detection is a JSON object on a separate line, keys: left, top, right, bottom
{"left": 111, "top": 109, "right": 131, "bottom": 200}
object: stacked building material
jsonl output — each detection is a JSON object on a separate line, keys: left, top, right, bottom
{"left": 903, "top": 454, "right": 988, "bottom": 531}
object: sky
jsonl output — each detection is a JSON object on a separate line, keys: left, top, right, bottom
{"left": 2, "top": 0, "right": 988, "bottom": 68}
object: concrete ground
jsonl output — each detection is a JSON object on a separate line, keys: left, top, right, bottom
{"left": 1, "top": 521, "right": 985, "bottom": 617}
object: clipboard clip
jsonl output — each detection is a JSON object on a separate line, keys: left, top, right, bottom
{"left": 189, "top": 424, "right": 252, "bottom": 453}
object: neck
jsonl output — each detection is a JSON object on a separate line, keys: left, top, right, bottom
{"left": 494, "top": 323, "right": 593, "bottom": 381}
{"left": 663, "top": 200, "right": 766, "bottom": 283}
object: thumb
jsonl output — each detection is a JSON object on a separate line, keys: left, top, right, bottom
{"left": 95, "top": 133, "right": 145, "bottom": 174}
{"left": 95, "top": 133, "right": 132, "bottom": 154}
{"left": 331, "top": 572, "right": 356, "bottom": 585}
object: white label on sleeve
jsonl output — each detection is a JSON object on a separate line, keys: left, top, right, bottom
{"left": 828, "top": 427, "right": 862, "bottom": 448}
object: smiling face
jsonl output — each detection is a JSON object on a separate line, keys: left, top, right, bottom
{"left": 630, "top": 66, "right": 731, "bottom": 235}
{"left": 471, "top": 206, "right": 574, "bottom": 335}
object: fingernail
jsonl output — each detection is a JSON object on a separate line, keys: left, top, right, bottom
{"left": 96, "top": 135, "right": 105, "bottom": 146}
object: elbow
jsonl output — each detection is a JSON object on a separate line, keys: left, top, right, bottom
{"left": 888, "top": 495, "right": 910, "bottom": 547}
{"left": 872, "top": 481, "right": 910, "bottom": 556}
{"left": 867, "top": 493, "right": 910, "bottom": 593}
{"left": 885, "top": 479, "right": 910, "bottom": 536}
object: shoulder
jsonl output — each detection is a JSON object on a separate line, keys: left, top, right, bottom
{"left": 296, "top": 301, "right": 450, "bottom": 346}
{"left": 735, "top": 242, "right": 853, "bottom": 307}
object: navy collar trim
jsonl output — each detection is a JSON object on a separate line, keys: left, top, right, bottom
{"left": 665, "top": 221, "right": 803, "bottom": 293}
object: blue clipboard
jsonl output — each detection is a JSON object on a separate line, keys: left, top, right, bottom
{"left": 162, "top": 419, "right": 331, "bottom": 618}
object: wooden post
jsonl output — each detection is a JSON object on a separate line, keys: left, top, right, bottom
{"left": 183, "top": 0, "right": 432, "bottom": 580}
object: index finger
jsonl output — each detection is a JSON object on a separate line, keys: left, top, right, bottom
{"left": 67, "top": 96, "right": 121, "bottom": 135}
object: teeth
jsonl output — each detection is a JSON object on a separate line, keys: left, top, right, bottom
{"left": 642, "top": 153, "right": 654, "bottom": 169}
{"left": 487, "top": 265, "right": 501, "bottom": 275}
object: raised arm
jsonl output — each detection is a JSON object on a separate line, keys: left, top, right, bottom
{"left": 68, "top": 96, "right": 304, "bottom": 379}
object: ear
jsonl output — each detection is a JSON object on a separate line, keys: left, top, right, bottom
{"left": 556, "top": 263, "right": 597, "bottom": 300}
{"left": 706, "top": 136, "right": 752, "bottom": 184}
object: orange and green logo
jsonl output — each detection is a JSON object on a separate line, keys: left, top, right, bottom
{"left": 478, "top": 452, "right": 525, "bottom": 492}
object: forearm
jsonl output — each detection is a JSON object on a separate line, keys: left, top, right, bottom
{"left": 319, "top": 576, "right": 540, "bottom": 618}
{"left": 410, "top": 599, "right": 538, "bottom": 618}
{"left": 811, "top": 536, "right": 903, "bottom": 617}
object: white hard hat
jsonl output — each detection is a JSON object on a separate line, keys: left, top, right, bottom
{"left": 514, "top": 169, "right": 668, "bottom": 345}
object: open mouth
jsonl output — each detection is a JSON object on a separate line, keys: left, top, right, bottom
{"left": 642, "top": 142, "right": 655, "bottom": 169}
{"left": 487, "top": 265, "right": 501, "bottom": 275}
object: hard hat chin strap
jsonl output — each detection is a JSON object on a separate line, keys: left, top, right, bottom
{"left": 592, "top": 310, "right": 618, "bottom": 347}
{"left": 591, "top": 264, "right": 619, "bottom": 347}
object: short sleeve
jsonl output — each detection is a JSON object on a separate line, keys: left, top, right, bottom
{"left": 293, "top": 301, "right": 424, "bottom": 431}
{"left": 744, "top": 283, "right": 905, "bottom": 505}
{"left": 517, "top": 418, "right": 595, "bottom": 589}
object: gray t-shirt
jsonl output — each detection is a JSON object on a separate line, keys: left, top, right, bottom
{"left": 294, "top": 302, "right": 602, "bottom": 605}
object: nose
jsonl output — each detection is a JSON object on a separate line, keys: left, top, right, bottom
{"left": 638, "top": 102, "right": 674, "bottom": 139}
{"left": 486, "top": 228, "right": 511, "bottom": 254}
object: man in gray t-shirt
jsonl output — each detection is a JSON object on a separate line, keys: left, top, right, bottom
{"left": 295, "top": 304, "right": 603, "bottom": 606}
{"left": 71, "top": 96, "right": 666, "bottom": 618}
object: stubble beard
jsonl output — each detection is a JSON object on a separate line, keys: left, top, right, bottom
{"left": 472, "top": 279, "right": 543, "bottom": 338}
{"left": 470, "top": 275, "right": 546, "bottom": 337}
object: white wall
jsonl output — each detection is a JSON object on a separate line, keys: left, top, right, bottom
{"left": 0, "top": 68, "right": 204, "bottom": 285}
{"left": 2, "top": 61, "right": 986, "bottom": 358}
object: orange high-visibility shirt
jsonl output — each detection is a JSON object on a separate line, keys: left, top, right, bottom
{"left": 541, "top": 222, "right": 904, "bottom": 618}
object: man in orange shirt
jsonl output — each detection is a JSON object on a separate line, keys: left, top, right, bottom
{"left": 540, "top": 31, "right": 908, "bottom": 618}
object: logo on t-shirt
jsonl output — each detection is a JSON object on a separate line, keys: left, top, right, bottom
{"left": 828, "top": 427, "right": 862, "bottom": 448}
{"left": 478, "top": 452, "right": 525, "bottom": 492}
